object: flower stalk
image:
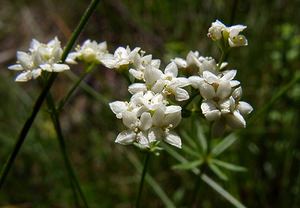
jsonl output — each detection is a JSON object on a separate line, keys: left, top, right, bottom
{"left": 135, "top": 151, "right": 151, "bottom": 208}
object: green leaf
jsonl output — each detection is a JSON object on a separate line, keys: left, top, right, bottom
{"left": 182, "top": 145, "right": 200, "bottom": 158}
{"left": 172, "top": 159, "right": 203, "bottom": 170}
{"left": 208, "top": 163, "right": 228, "bottom": 181}
{"left": 196, "top": 121, "right": 207, "bottom": 154}
{"left": 211, "top": 133, "right": 238, "bottom": 156}
{"left": 163, "top": 144, "right": 247, "bottom": 208}
{"left": 201, "top": 174, "right": 247, "bottom": 208}
{"left": 180, "top": 130, "right": 198, "bottom": 149}
{"left": 212, "top": 159, "right": 247, "bottom": 172}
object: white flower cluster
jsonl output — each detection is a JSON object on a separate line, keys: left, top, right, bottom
{"left": 107, "top": 48, "right": 190, "bottom": 149}
{"left": 8, "top": 20, "right": 252, "bottom": 150}
{"left": 66, "top": 39, "right": 108, "bottom": 64}
{"left": 9, "top": 37, "right": 70, "bottom": 82}
{"left": 183, "top": 57, "right": 253, "bottom": 135}
{"left": 207, "top": 20, "right": 248, "bottom": 47}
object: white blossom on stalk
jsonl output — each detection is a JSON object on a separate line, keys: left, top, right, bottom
{"left": 101, "top": 46, "right": 140, "bottom": 69}
{"left": 66, "top": 40, "right": 108, "bottom": 64}
{"left": 8, "top": 37, "right": 69, "bottom": 82}
{"left": 129, "top": 63, "right": 190, "bottom": 101}
{"left": 109, "top": 90, "right": 183, "bottom": 149}
{"left": 173, "top": 51, "right": 221, "bottom": 74}
{"left": 192, "top": 69, "right": 253, "bottom": 132}
{"left": 208, "top": 20, "right": 248, "bottom": 47}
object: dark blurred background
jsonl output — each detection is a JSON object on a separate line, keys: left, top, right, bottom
{"left": 0, "top": 0, "right": 300, "bottom": 207}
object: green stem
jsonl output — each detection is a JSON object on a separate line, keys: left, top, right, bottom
{"left": 135, "top": 152, "right": 151, "bottom": 208}
{"left": 57, "top": 63, "right": 95, "bottom": 112}
{"left": 0, "top": 0, "right": 101, "bottom": 190}
{"left": 46, "top": 94, "right": 89, "bottom": 208}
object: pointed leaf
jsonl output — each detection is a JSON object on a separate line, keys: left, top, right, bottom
{"left": 201, "top": 174, "right": 247, "bottom": 208}
{"left": 172, "top": 159, "right": 203, "bottom": 170}
{"left": 211, "top": 133, "right": 238, "bottom": 156}
{"left": 182, "top": 145, "right": 200, "bottom": 158}
{"left": 212, "top": 159, "right": 247, "bottom": 172}
{"left": 180, "top": 130, "right": 198, "bottom": 149}
{"left": 196, "top": 121, "right": 207, "bottom": 153}
{"left": 208, "top": 163, "right": 228, "bottom": 181}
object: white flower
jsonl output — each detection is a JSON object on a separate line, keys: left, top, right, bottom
{"left": 116, "top": 111, "right": 154, "bottom": 148}
{"left": 173, "top": 51, "right": 220, "bottom": 75}
{"left": 101, "top": 46, "right": 140, "bottom": 69}
{"left": 227, "top": 25, "right": 248, "bottom": 47}
{"left": 66, "top": 40, "right": 108, "bottom": 64}
{"left": 8, "top": 37, "right": 69, "bottom": 82}
{"left": 151, "top": 105, "right": 182, "bottom": 148}
{"left": 208, "top": 20, "right": 248, "bottom": 47}
{"left": 160, "top": 62, "right": 190, "bottom": 101}
{"left": 207, "top": 20, "right": 227, "bottom": 41}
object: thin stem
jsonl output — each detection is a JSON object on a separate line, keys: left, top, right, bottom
{"left": 135, "top": 152, "right": 151, "bottom": 208}
{"left": 0, "top": 0, "right": 101, "bottom": 190}
{"left": 46, "top": 94, "right": 89, "bottom": 208}
{"left": 57, "top": 63, "right": 95, "bottom": 112}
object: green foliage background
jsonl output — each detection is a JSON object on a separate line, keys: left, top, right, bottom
{"left": 0, "top": 0, "right": 299, "bottom": 207}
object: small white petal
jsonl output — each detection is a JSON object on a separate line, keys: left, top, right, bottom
{"left": 140, "top": 112, "right": 152, "bottom": 131}
{"left": 232, "top": 87, "right": 242, "bottom": 100}
{"left": 222, "top": 70, "right": 237, "bottom": 81}
{"left": 31, "top": 68, "right": 42, "bottom": 79}
{"left": 175, "top": 88, "right": 189, "bottom": 101}
{"left": 144, "top": 66, "right": 162, "bottom": 85}
{"left": 201, "top": 101, "right": 221, "bottom": 121}
{"left": 165, "top": 105, "right": 182, "bottom": 114}
{"left": 129, "top": 68, "right": 144, "bottom": 80}
{"left": 8, "top": 64, "right": 23, "bottom": 71}
{"left": 238, "top": 101, "right": 253, "bottom": 115}
{"left": 225, "top": 111, "right": 246, "bottom": 128}
{"left": 123, "top": 111, "right": 138, "bottom": 129}
{"left": 164, "top": 62, "right": 178, "bottom": 77}
{"left": 115, "top": 130, "right": 136, "bottom": 145}
{"left": 17, "top": 51, "right": 32, "bottom": 68}
{"left": 165, "top": 131, "right": 182, "bottom": 148}
{"left": 136, "top": 131, "right": 150, "bottom": 148}
{"left": 15, "top": 71, "right": 32, "bottom": 82}
{"left": 152, "top": 107, "right": 165, "bottom": 127}
{"left": 200, "top": 83, "right": 215, "bottom": 100}
{"left": 40, "top": 64, "right": 52, "bottom": 72}
{"left": 128, "top": 83, "right": 147, "bottom": 94}
{"left": 172, "top": 58, "right": 187, "bottom": 68}
{"left": 203, "top": 71, "right": 218, "bottom": 84}
{"left": 216, "top": 81, "right": 232, "bottom": 99}
{"left": 52, "top": 64, "right": 70, "bottom": 72}
{"left": 109, "top": 101, "right": 127, "bottom": 118}
{"left": 188, "top": 76, "right": 203, "bottom": 89}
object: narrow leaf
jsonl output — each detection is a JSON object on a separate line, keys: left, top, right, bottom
{"left": 180, "top": 130, "right": 197, "bottom": 149}
{"left": 182, "top": 145, "right": 200, "bottom": 158}
{"left": 211, "top": 133, "right": 238, "bottom": 156}
{"left": 172, "top": 159, "right": 203, "bottom": 170}
{"left": 212, "top": 159, "right": 247, "bottom": 172}
{"left": 208, "top": 163, "right": 228, "bottom": 181}
{"left": 196, "top": 121, "right": 207, "bottom": 153}
{"left": 201, "top": 174, "right": 247, "bottom": 208}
